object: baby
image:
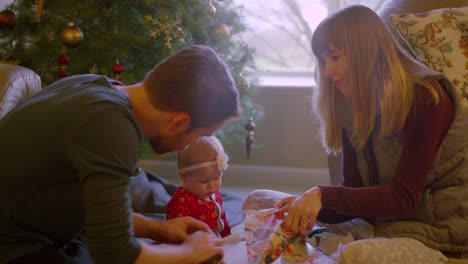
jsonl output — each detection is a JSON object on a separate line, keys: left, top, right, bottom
{"left": 166, "top": 136, "right": 231, "bottom": 238}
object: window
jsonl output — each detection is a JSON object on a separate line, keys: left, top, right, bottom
{"left": 234, "top": 0, "right": 387, "bottom": 75}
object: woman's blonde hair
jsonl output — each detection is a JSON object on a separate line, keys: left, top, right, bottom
{"left": 311, "top": 5, "right": 441, "bottom": 154}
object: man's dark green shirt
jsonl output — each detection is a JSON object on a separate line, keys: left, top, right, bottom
{"left": 0, "top": 74, "right": 142, "bottom": 263}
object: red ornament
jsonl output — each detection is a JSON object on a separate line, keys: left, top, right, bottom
{"left": 0, "top": 9, "right": 16, "bottom": 29}
{"left": 58, "top": 55, "right": 70, "bottom": 78}
{"left": 112, "top": 60, "right": 123, "bottom": 74}
{"left": 57, "top": 54, "right": 70, "bottom": 65}
{"left": 59, "top": 69, "right": 68, "bottom": 78}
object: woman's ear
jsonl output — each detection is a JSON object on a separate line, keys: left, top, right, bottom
{"left": 168, "top": 112, "right": 191, "bottom": 135}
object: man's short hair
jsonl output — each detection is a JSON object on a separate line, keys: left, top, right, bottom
{"left": 144, "top": 45, "right": 242, "bottom": 129}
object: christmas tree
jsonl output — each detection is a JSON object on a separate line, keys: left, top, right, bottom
{"left": 0, "top": 0, "right": 262, "bottom": 156}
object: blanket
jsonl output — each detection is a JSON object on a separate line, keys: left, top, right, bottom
{"left": 130, "top": 169, "right": 245, "bottom": 226}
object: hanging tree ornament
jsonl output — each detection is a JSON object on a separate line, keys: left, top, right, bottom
{"left": 245, "top": 116, "right": 256, "bottom": 160}
{"left": 210, "top": 23, "right": 231, "bottom": 41}
{"left": 57, "top": 54, "right": 70, "bottom": 78}
{"left": 0, "top": 8, "right": 16, "bottom": 29}
{"left": 37, "top": 0, "right": 44, "bottom": 22}
{"left": 239, "top": 76, "right": 251, "bottom": 93}
{"left": 207, "top": 0, "right": 216, "bottom": 16}
{"left": 57, "top": 54, "right": 69, "bottom": 65}
{"left": 89, "top": 64, "right": 98, "bottom": 74}
{"left": 112, "top": 60, "right": 124, "bottom": 80}
{"left": 145, "top": 15, "right": 185, "bottom": 49}
{"left": 60, "top": 22, "right": 83, "bottom": 48}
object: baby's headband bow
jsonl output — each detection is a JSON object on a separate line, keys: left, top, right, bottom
{"left": 180, "top": 152, "right": 229, "bottom": 173}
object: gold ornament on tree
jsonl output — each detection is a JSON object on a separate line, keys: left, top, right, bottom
{"left": 210, "top": 23, "right": 230, "bottom": 41}
{"left": 60, "top": 22, "right": 83, "bottom": 48}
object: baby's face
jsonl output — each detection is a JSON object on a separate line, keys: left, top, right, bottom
{"left": 183, "top": 166, "right": 223, "bottom": 199}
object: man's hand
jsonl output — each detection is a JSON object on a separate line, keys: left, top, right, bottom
{"left": 182, "top": 231, "right": 223, "bottom": 263}
{"left": 132, "top": 213, "right": 212, "bottom": 244}
{"left": 157, "top": 216, "right": 212, "bottom": 243}
{"left": 135, "top": 230, "right": 223, "bottom": 264}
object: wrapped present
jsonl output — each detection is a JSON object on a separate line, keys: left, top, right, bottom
{"left": 282, "top": 237, "right": 308, "bottom": 263}
{"left": 244, "top": 208, "right": 309, "bottom": 264}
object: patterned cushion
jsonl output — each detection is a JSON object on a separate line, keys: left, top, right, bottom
{"left": 389, "top": 7, "right": 468, "bottom": 107}
{"left": 335, "top": 237, "right": 448, "bottom": 264}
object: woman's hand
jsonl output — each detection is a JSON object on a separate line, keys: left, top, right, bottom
{"left": 274, "top": 196, "right": 298, "bottom": 220}
{"left": 279, "top": 187, "right": 322, "bottom": 236}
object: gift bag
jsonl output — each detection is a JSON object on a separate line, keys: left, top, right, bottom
{"left": 244, "top": 208, "right": 308, "bottom": 264}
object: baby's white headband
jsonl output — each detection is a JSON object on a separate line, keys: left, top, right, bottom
{"left": 180, "top": 152, "right": 229, "bottom": 173}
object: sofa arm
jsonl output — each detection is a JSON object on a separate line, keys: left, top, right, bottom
{"left": 0, "top": 64, "right": 42, "bottom": 119}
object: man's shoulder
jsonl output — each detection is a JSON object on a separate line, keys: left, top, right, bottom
{"left": 45, "top": 74, "right": 123, "bottom": 99}
{"left": 46, "top": 75, "right": 130, "bottom": 114}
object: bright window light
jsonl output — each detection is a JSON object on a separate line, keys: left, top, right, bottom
{"left": 234, "top": 0, "right": 387, "bottom": 73}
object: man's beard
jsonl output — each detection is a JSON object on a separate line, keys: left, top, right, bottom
{"left": 148, "top": 136, "right": 171, "bottom": 155}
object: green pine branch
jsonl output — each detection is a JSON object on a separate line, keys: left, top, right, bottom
{"left": 1, "top": 0, "right": 263, "bottom": 156}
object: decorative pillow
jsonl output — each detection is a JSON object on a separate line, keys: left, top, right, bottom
{"left": 389, "top": 7, "right": 468, "bottom": 107}
{"left": 335, "top": 237, "right": 448, "bottom": 264}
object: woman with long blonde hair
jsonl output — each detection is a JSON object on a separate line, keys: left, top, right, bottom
{"left": 245, "top": 4, "right": 468, "bottom": 262}
{"left": 311, "top": 5, "right": 442, "bottom": 154}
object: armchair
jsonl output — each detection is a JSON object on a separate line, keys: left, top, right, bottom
{"left": 0, "top": 64, "right": 42, "bottom": 119}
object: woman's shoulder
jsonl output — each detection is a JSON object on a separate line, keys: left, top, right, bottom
{"left": 413, "top": 79, "right": 451, "bottom": 107}
{"left": 408, "top": 80, "right": 454, "bottom": 130}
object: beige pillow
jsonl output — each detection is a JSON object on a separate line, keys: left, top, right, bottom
{"left": 335, "top": 237, "right": 447, "bottom": 264}
{"left": 389, "top": 7, "right": 468, "bottom": 107}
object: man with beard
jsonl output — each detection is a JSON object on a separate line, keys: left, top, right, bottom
{"left": 0, "top": 45, "right": 241, "bottom": 264}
